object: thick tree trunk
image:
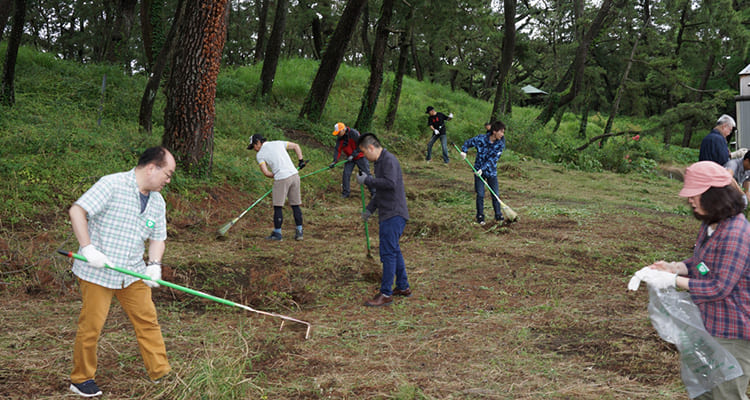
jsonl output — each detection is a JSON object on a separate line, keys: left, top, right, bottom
{"left": 354, "top": 0, "right": 394, "bottom": 131}
{"left": 105, "top": 0, "right": 138, "bottom": 67}
{"left": 1, "top": 0, "right": 25, "bottom": 106}
{"left": 139, "top": 0, "right": 187, "bottom": 133}
{"left": 385, "top": 4, "right": 414, "bottom": 131}
{"left": 254, "top": 0, "right": 269, "bottom": 63}
{"left": 491, "top": 0, "right": 517, "bottom": 121}
{"left": 299, "top": 0, "right": 368, "bottom": 121}
{"left": 535, "top": 0, "right": 623, "bottom": 126}
{"left": 162, "top": 0, "right": 228, "bottom": 177}
{"left": 260, "top": 0, "right": 289, "bottom": 96}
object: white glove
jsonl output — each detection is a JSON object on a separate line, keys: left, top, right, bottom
{"left": 628, "top": 266, "right": 676, "bottom": 291}
{"left": 731, "top": 148, "right": 748, "bottom": 159}
{"left": 448, "top": 113, "right": 453, "bottom": 118}
{"left": 144, "top": 264, "right": 161, "bottom": 288}
{"left": 475, "top": 169, "right": 483, "bottom": 177}
{"left": 460, "top": 152, "right": 467, "bottom": 160}
{"left": 80, "top": 244, "right": 110, "bottom": 268}
{"left": 433, "top": 129, "right": 440, "bottom": 136}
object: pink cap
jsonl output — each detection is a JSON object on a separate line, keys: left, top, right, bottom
{"left": 678, "top": 161, "right": 733, "bottom": 197}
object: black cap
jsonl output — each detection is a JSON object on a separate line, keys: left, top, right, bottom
{"left": 425, "top": 106, "right": 434, "bottom": 114}
{"left": 247, "top": 134, "right": 265, "bottom": 149}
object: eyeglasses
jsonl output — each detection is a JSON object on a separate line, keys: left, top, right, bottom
{"left": 158, "top": 167, "right": 173, "bottom": 180}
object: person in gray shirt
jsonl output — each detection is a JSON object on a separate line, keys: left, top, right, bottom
{"left": 724, "top": 151, "right": 750, "bottom": 205}
{"left": 356, "top": 133, "right": 411, "bottom": 307}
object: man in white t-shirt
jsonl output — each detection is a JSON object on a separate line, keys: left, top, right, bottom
{"left": 247, "top": 134, "right": 307, "bottom": 241}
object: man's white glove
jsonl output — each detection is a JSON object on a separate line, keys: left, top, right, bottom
{"left": 433, "top": 129, "right": 440, "bottom": 136}
{"left": 80, "top": 244, "right": 110, "bottom": 268}
{"left": 460, "top": 152, "right": 467, "bottom": 160}
{"left": 347, "top": 155, "right": 354, "bottom": 161}
{"left": 628, "top": 266, "right": 676, "bottom": 291}
{"left": 144, "top": 264, "right": 161, "bottom": 288}
{"left": 448, "top": 113, "right": 454, "bottom": 118}
{"left": 475, "top": 169, "right": 483, "bottom": 177}
{"left": 731, "top": 148, "right": 748, "bottom": 159}
{"left": 356, "top": 172, "right": 368, "bottom": 185}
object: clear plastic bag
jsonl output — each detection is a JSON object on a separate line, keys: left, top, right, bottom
{"left": 648, "top": 286, "right": 743, "bottom": 398}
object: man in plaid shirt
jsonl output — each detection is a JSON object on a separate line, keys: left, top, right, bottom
{"left": 67, "top": 146, "right": 175, "bottom": 397}
{"left": 460, "top": 120, "right": 506, "bottom": 225}
{"left": 640, "top": 161, "right": 750, "bottom": 399}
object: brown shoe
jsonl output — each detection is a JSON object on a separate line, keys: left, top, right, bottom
{"left": 392, "top": 287, "right": 412, "bottom": 297}
{"left": 364, "top": 293, "right": 392, "bottom": 307}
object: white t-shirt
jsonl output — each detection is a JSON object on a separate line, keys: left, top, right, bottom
{"left": 256, "top": 141, "right": 297, "bottom": 180}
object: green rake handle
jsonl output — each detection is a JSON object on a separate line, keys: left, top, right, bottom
{"left": 57, "top": 250, "right": 311, "bottom": 339}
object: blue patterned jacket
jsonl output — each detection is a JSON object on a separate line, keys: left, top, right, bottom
{"left": 461, "top": 133, "right": 505, "bottom": 177}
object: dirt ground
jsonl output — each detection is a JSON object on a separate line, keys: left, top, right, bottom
{"left": 0, "top": 155, "right": 696, "bottom": 399}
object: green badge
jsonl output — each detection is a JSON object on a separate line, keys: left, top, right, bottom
{"left": 696, "top": 262, "right": 709, "bottom": 275}
{"left": 146, "top": 219, "right": 155, "bottom": 228}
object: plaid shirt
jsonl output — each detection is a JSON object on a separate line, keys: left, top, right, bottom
{"left": 461, "top": 133, "right": 505, "bottom": 177}
{"left": 72, "top": 169, "right": 167, "bottom": 289}
{"left": 684, "top": 213, "right": 750, "bottom": 339}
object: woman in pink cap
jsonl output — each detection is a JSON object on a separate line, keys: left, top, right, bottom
{"left": 640, "top": 160, "right": 750, "bottom": 398}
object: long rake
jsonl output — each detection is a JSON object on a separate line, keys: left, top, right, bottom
{"left": 57, "top": 250, "right": 312, "bottom": 339}
{"left": 451, "top": 142, "right": 518, "bottom": 222}
{"left": 217, "top": 160, "right": 347, "bottom": 237}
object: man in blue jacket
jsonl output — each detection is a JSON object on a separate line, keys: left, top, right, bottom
{"left": 461, "top": 120, "right": 506, "bottom": 225}
{"left": 699, "top": 114, "right": 736, "bottom": 166}
{"left": 356, "top": 133, "right": 411, "bottom": 307}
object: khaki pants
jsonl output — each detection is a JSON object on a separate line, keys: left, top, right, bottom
{"left": 70, "top": 279, "right": 171, "bottom": 383}
{"left": 272, "top": 174, "right": 301, "bottom": 206}
{"left": 695, "top": 337, "right": 750, "bottom": 400}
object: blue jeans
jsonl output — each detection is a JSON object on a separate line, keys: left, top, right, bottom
{"left": 379, "top": 216, "right": 409, "bottom": 296}
{"left": 475, "top": 174, "right": 502, "bottom": 220}
{"left": 426, "top": 134, "right": 449, "bottom": 163}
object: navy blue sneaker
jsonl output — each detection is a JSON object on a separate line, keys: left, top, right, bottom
{"left": 265, "top": 231, "right": 282, "bottom": 241}
{"left": 70, "top": 380, "right": 102, "bottom": 397}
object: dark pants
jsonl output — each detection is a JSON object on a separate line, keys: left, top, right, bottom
{"left": 426, "top": 134, "right": 449, "bottom": 163}
{"left": 379, "top": 216, "right": 409, "bottom": 296}
{"left": 342, "top": 158, "right": 373, "bottom": 197}
{"left": 475, "top": 174, "right": 502, "bottom": 221}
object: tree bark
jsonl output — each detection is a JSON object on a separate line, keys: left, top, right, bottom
{"left": 0, "top": 0, "right": 12, "bottom": 42}
{"left": 260, "top": 0, "right": 289, "bottom": 97}
{"left": 603, "top": 36, "right": 638, "bottom": 135}
{"left": 360, "top": 3, "right": 371, "bottom": 64}
{"left": 139, "top": 0, "right": 188, "bottom": 133}
{"left": 535, "top": 0, "right": 624, "bottom": 126}
{"left": 311, "top": 15, "right": 323, "bottom": 59}
{"left": 162, "top": 0, "right": 228, "bottom": 177}
{"left": 354, "top": 0, "right": 394, "bottom": 131}
{"left": 1, "top": 0, "right": 26, "bottom": 106}
{"left": 299, "top": 0, "right": 368, "bottom": 121}
{"left": 385, "top": 2, "right": 414, "bottom": 131}
{"left": 410, "top": 35, "right": 423, "bottom": 81}
{"left": 491, "top": 0, "right": 517, "bottom": 121}
{"left": 105, "top": 0, "right": 138, "bottom": 67}
{"left": 254, "top": 0, "right": 270, "bottom": 63}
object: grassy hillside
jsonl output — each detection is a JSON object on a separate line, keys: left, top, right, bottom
{"left": 0, "top": 48, "right": 704, "bottom": 399}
